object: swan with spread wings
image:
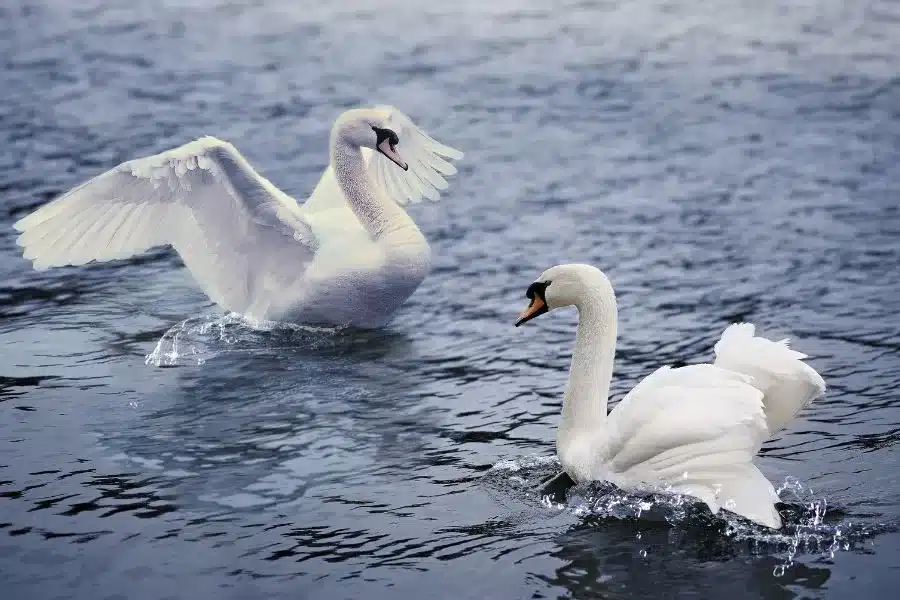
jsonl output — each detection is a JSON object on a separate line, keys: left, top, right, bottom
{"left": 14, "top": 106, "right": 463, "bottom": 327}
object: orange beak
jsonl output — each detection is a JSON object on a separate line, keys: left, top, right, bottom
{"left": 515, "top": 295, "right": 547, "bottom": 327}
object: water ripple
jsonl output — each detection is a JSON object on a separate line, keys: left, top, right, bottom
{"left": 1, "top": 0, "right": 899, "bottom": 598}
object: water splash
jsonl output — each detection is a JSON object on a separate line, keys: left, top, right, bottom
{"left": 144, "top": 312, "right": 343, "bottom": 367}
{"left": 486, "top": 455, "right": 885, "bottom": 575}
{"left": 747, "top": 477, "right": 851, "bottom": 577}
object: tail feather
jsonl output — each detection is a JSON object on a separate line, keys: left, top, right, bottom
{"left": 714, "top": 323, "right": 826, "bottom": 434}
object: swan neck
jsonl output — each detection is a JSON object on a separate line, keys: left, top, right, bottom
{"left": 331, "top": 140, "right": 418, "bottom": 242}
{"left": 562, "top": 291, "right": 617, "bottom": 430}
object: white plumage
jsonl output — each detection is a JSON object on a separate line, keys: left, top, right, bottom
{"left": 14, "top": 106, "right": 462, "bottom": 327}
{"left": 516, "top": 264, "right": 826, "bottom": 529}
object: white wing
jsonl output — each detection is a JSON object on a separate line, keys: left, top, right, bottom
{"left": 607, "top": 364, "right": 782, "bottom": 528}
{"left": 301, "top": 106, "right": 463, "bottom": 216}
{"left": 714, "top": 323, "right": 826, "bottom": 434}
{"left": 14, "top": 137, "right": 317, "bottom": 317}
{"left": 370, "top": 106, "right": 464, "bottom": 206}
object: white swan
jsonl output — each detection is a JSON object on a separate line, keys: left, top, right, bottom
{"left": 13, "top": 106, "right": 462, "bottom": 328}
{"left": 515, "top": 263, "right": 826, "bottom": 529}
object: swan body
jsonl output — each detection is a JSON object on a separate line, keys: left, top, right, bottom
{"left": 13, "top": 106, "right": 462, "bottom": 328}
{"left": 515, "top": 264, "right": 826, "bottom": 529}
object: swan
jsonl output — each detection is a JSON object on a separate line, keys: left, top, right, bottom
{"left": 514, "top": 263, "right": 826, "bottom": 529}
{"left": 13, "top": 106, "right": 463, "bottom": 328}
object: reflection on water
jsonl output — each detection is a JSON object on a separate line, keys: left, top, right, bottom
{"left": 2, "top": 0, "right": 900, "bottom": 598}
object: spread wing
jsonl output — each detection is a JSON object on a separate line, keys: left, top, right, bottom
{"left": 369, "top": 106, "right": 464, "bottom": 205}
{"left": 14, "top": 137, "right": 317, "bottom": 317}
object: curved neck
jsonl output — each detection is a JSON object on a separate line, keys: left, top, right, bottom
{"left": 562, "top": 289, "right": 618, "bottom": 431}
{"left": 331, "top": 139, "right": 418, "bottom": 242}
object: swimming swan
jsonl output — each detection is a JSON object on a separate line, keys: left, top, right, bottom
{"left": 515, "top": 263, "right": 826, "bottom": 529}
{"left": 13, "top": 106, "right": 462, "bottom": 328}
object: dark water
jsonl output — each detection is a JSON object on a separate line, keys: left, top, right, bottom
{"left": 2, "top": 0, "right": 899, "bottom": 598}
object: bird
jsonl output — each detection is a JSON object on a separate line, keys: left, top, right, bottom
{"left": 13, "top": 106, "right": 463, "bottom": 328}
{"left": 514, "top": 263, "right": 826, "bottom": 529}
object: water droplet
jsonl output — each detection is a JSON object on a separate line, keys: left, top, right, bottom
{"left": 773, "top": 565, "right": 786, "bottom": 577}
{"left": 639, "top": 549, "right": 647, "bottom": 558}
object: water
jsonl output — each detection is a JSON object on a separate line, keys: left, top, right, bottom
{"left": 1, "top": 0, "right": 899, "bottom": 597}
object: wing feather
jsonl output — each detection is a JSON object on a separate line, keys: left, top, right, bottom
{"left": 713, "top": 323, "right": 826, "bottom": 433}
{"left": 14, "top": 137, "right": 317, "bottom": 317}
{"left": 606, "top": 363, "right": 781, "bottom": 527}
{"left": 608, "top": 364, "right": 768, "bottom": 476}
{"left": 370, "top": 106, "right": 463, "bottom": 207}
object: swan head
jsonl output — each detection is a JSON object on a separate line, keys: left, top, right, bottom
{"left": 515, "top": 264, "right": 610, "bottom": 326}
{"left": 333, "top": 107, "right": 408, "bottom": 171}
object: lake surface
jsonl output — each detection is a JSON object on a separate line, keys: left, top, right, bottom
{"left": 1, "top": 0, "right": 899, "bottom": 598}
